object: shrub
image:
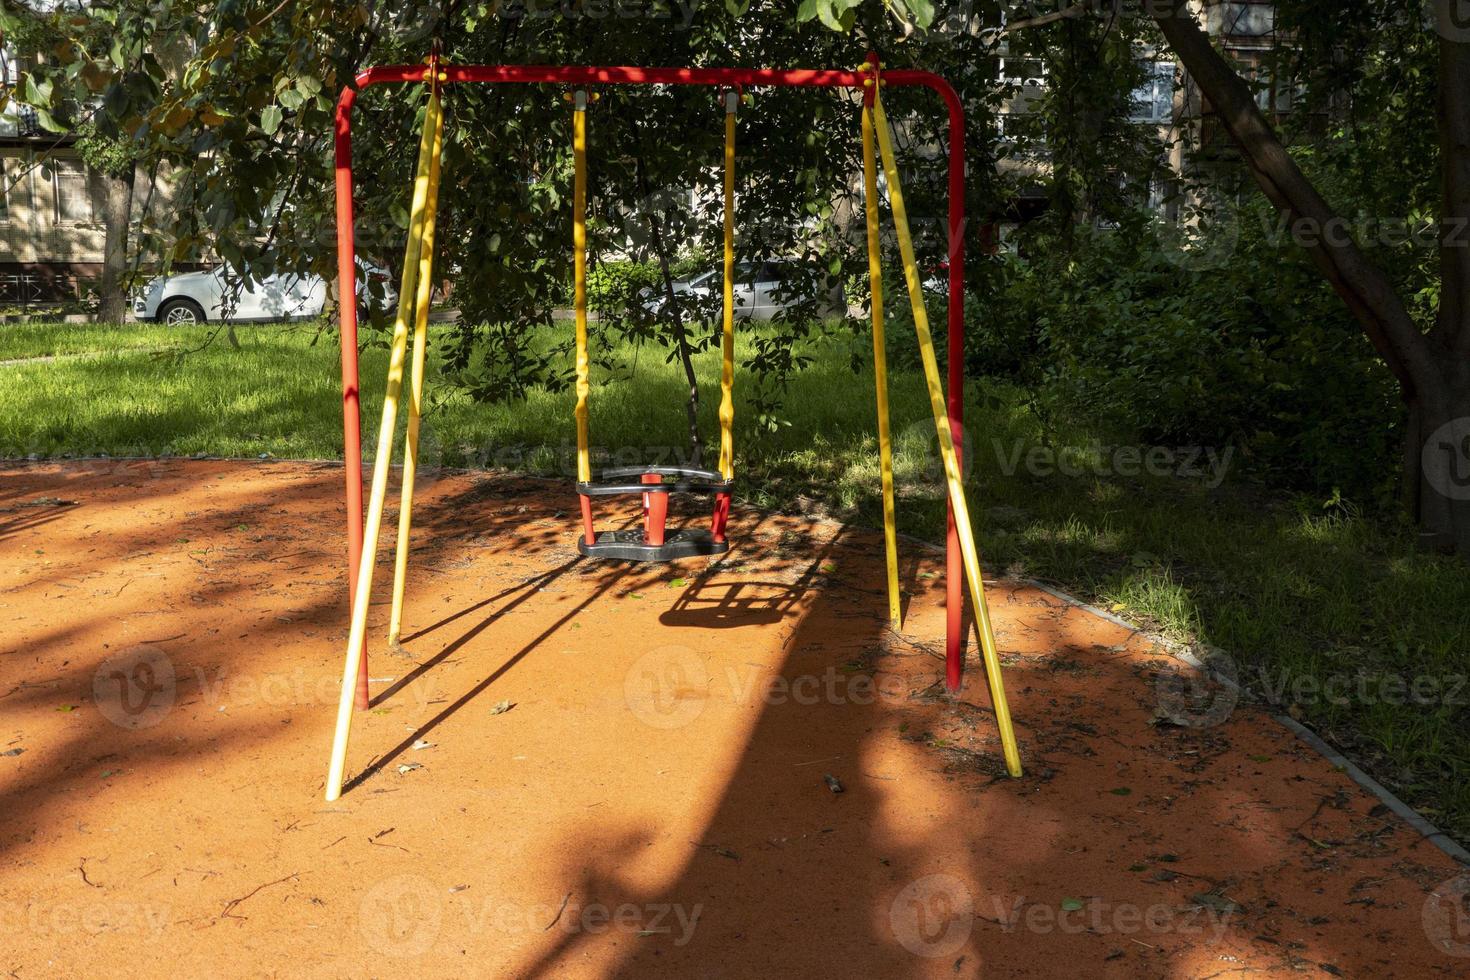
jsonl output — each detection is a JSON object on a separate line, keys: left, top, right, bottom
{"left": 586, "top": 260, "right": 661, "bottom": 314}
{"left": 982, "top": 213, "right": 1403, "bottom": 505}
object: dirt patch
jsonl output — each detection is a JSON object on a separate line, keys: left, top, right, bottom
{"left": 0, "top": 460, "right": 1465, "bottom": 977}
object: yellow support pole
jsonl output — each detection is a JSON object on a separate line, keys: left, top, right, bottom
{"left": 572, "top": 91, "right": 592, "bottom": 485}
{"left": 717, "top": 90, "right": 737, "bottom": 481}
{"left": 871, "top": 89, "right": 1022, "bottom": 778}
{"left": 326, "top": 77, "right": 443, "bottom": 802}
{"left": 388, "top": 87, "right": 445, "bottom": 651}
{"left": 861, "top": 98, "right": 902, "bottom": 630}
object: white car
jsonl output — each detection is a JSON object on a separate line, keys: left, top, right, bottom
{"left": 640, "top": 260, "right": 843, "bottom": 320}
{"left": 133, "top": 261, "right": 396, "bottom": 325}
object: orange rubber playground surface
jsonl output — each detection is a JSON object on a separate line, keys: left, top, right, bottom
{"left": 2, "top": 459, "right": 1467, "bottom": 977}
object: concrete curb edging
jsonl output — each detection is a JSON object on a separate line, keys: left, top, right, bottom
{"left": 0, "top": 313, "right": 92, "bottom": 325}
{"left": 1275, "top": 714, "right": 1470, "bottom": 866}
{"left": 1023, "top": 578, "right": 1470, "bottom": 868}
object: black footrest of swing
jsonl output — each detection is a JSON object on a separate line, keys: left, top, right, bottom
{"left": 578, "top": 528, "right": 730, "bottom": 562}
{"left": 577, "top": 465, "right": 733, "bottom": 497}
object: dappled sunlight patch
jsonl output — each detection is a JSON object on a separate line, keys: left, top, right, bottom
{"left": 1014, "top": 514, "right": 1122, "bottom": 555}
{"left": 1102, "top": 566, "right": 1201, "bottom": 643}
{"left": 1286, "top": 509, "right": 1375, "bottom": 549}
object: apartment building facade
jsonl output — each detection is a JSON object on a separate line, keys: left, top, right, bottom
{"left": 0, "top": 96, "right": 110, "bottom": 305}
{"left": 0, "top": 38, "right": 177, "bottom": 308}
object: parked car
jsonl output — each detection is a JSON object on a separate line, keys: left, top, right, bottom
{"left": 640, "top": 260, "right": 843, "bottom": 320}
{"left": 133, "top": 260, "right": 396, "bottom": 325}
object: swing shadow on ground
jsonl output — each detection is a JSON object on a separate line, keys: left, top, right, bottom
{"left": 344, "top": 486, "right": 837, "bottom": 791}
{"left": 347, "top": 554, "right": 610, "bottom": 792}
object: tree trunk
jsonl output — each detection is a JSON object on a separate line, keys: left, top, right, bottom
{"left": 97, "top": 165, "right": 136, "bottom": 323}
{"left": 1147, "top": 0, "right": 1470, "bottom": 553}
{"left": 1419, "top": 8, "right": 1470, "bottom": 554}
{"left": 1411, "top": 372, "right": 1470, "bottom": 554}
{"left": 647, "top": 207, "right": 704, "bottom": 469}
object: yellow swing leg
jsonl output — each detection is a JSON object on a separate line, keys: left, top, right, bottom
{"left": 572, "top": 90, "right": 592, "bottom": 487}
{"left": 326, "top": 77, "right": 444, "bottom": 802}
{"left": 716, "top": 90, "right": 737, "bottom": 482}
{"left": 861, "top": 100, "right": 902, "bottom": 630}
{"left": 868, "top": 89, "right": 1023, "bottom": 778}
{"left": 388, "top": 94, "right": 445, "bottom": 650}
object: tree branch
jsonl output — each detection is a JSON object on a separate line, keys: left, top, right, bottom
{"left": 1005, "top": 4, "right": 1089, "bottom": 33}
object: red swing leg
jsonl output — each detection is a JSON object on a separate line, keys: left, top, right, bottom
{"left": 580, "top": 495, "right": 596, "bottom": 547}
{"left": 711, "top": 491, "right": 731, "bottom": 543}
{"left": 642, "top": 473, "right": 668, "bottom": 547}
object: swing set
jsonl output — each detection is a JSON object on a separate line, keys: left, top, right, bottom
{"left": 324, "top": 53, "right": 1022, "bottom": 801}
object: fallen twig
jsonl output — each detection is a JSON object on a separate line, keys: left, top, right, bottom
{"left": 543, "top": 892, "right": 572, "bottom": 931}
{"left": 221, "top": 873, "right": 299, "bottom": 921}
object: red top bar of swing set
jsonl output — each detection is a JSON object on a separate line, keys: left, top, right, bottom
{"left": 333, "top": 58, "right": 973, "bottom": 707}
{"left": 348, "top": 61, "right": 951, "bottom": 92}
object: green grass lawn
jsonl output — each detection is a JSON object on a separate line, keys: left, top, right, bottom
{"left": 3, "top": 320, "right": 1469, "bottom": 843}
{"left": 0, "top": 320, "right": 195, "bottom": 360}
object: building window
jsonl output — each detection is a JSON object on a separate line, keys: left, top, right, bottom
{"left": 0, "top": 161, "right": 8, "bottom": 221}
{"left": 53, "top": 160, "right": 92, "bottom": 223}
{"left": 1212, "top": 1, "right": 1275, "bottom": 39}
{"left": 1132, "top": 62, "right": 1176, "bottom": 124}
{"left": 999, "top": 56, "right": 1046, "bottom": 90}
{"left": 1234, "top": 53, "right": 1302, "bottom": 114}
{"left": 1251, "top": 68, "right": 1301, "bottom": 113}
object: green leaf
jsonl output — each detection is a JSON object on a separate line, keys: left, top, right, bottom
{"left": 260, "top": 105, "right": 283, "bottom": 136}
{"left": 25, "top": 73, "right": 54, "bottom": 107}
{"left": 796, "top": 0, "right": 819, "bottom": 21}
{"left": 816, "top": 0, "right": 844, "bottom": 31}
{"left": 33, "top": 107, "right": 65, "bottom": 133}
{"left": 905, "top": 0, "right": 936, "bottom": 28}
